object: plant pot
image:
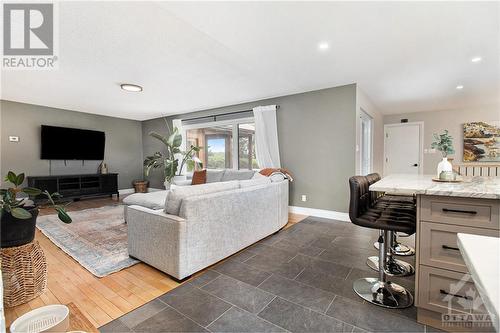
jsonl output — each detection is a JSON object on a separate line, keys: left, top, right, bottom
{"left": 164, "top": 175, "right": 188, "bottom": 189}
{"left": 437, "top": 157, "right": 453, "bottom": 177}
{"left": 1, "top": 207, "right": 39, "bottom": 248}
{"left": 133, "top": 180, "right": 149, "bottom": 193}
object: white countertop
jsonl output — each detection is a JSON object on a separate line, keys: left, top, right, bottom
{"left": 457, "top": 234, "right": 500, "bottom": 332}
{"left": 369, "top": 174, "right": 500, "bottom": 199}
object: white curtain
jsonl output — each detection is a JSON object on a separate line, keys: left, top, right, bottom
{"left": 253, "top": 105, "right": 281, "bottom": 168}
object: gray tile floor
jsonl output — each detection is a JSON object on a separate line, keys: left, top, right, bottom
{"left": 100, "top": 217, "right": 431, "bottom": 333}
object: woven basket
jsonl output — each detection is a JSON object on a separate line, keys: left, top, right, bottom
{"left": 133, "top": 180, "right": 149, "bottom": 193}
{"left": 1, "top": 240, "right": 48, "bottom": 308}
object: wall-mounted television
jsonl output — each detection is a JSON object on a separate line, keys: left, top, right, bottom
{"left": 41, "top": 125, "right": 105, "bottom": 160}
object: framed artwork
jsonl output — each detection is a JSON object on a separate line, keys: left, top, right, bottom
{"left": 463, "top": 122, "right": 500, "bottom": 162}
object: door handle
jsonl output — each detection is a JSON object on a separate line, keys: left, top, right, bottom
{"left": 412, "top": 164, "right": 418, "bottom": 167}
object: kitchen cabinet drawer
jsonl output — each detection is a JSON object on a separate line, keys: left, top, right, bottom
{"left": 417, "top": 266, "right": 489, "bottom": 315}
{"left": 419, "top": 222, "right": 499, "bottom": 273}
{"left": 420, "top": 196, "right": 499, "bottom": 229}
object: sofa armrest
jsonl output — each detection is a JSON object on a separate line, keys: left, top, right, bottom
{"left": 126, "top": 205, "right": 187, "bottom": 278}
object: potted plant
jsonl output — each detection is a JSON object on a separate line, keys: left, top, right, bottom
{"left": 144, "top": 125, "right": 203, "bottom": 189}
{"left": 1, "top": 171, "right": 72, "bottom": 248}
{"left": 431, "top": 130, "right": 455, "bottom": 178}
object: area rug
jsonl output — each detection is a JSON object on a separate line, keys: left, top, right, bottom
{"left": 36, "top": 205, "right": 139, "bottom": 277}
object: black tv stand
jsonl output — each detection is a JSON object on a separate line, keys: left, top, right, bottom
{"left": 27, "top": 173, "right": 119, "bottom": 203}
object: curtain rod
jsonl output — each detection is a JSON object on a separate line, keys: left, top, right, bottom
{"left": 182, "top": 105, "right": 280, "bottom": 123}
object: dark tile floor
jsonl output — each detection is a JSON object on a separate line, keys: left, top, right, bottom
{"left": 100, "top": 217, "right": 430, "bottom": 333}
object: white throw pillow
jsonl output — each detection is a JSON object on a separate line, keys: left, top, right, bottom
{"left": 165, "top": 181, "right": 239, "bottom": 215}
{"left": 123, "top": 191, "right": 169, "bottom": 210}
{"left": 239, "top": 177, "right": 271, "bottom": 188}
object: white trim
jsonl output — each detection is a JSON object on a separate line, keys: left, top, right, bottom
{"left": 181, "top": 117, "right": 254, "bottom": 130}
{"left": 289, "top": 206, "right": 350, "bottom": 222}
{"left": 383, "top": 121, "right": 424, "bottom": 176}
{"left": 118, "top": 187, "right": 164, "bottom": 195}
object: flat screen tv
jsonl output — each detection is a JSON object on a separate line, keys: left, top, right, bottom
{"left": 41, "top": 125, "right": 105, "bottom": 160}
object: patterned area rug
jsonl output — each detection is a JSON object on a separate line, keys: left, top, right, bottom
{"left": 36, "top": 205, "right": 139, "bottom": 277}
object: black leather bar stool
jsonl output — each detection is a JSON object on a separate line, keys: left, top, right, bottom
{"left": 348, "top": 176, "right": 414, "bottom": 308}
{"left": 366, "top": 173, "right": 416, "bottom": 257}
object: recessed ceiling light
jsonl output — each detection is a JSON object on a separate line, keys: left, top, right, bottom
{"left": 456, "top": 85, "right": 464, "bottom": 90}
{"left": 120, "top": 83, "right": 143, "bottom": 92}
{"left": 471, "top": 57, "right": 482, "bottom": 63}
{"left": 318, "top": 42, "right": 329, "bottom": 50}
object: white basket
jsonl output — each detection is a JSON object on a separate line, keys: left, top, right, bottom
{"left": 10, "top": 305, "right": 69, "bottom": 333}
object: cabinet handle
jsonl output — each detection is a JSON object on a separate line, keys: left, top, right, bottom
{"left": 442, "top": 245, "right": 460, "bottom": 251}
{"left": 440, "top": 289, "right": 472, "bottom": 300}
{"left": 442, "top": 208, "right": 477, "bottom": 215}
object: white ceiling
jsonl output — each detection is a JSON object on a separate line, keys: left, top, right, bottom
{"left": 1, "top": 1, "right": 499, "bottom": 120}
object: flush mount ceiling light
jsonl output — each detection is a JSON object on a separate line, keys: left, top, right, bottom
{"left": 471, "top": 56, "right": 482, "bottom": 63}
{"left": 456, "top": 85, "right": 464, "bottom": 90}
{"left": 120, "top": 83, "right": 143, "bottom": 92}
{"left": 318, "top": 42, "right": 329, "bottom": 50}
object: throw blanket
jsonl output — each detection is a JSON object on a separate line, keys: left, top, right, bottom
{"left": 259, "top": 168, "right": 294, "bottom": 182}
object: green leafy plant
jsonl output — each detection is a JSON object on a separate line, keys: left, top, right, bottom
{"left": 0, "top": 171, "right": 72, "bottom": 223}
{"left": 431, "top": 130, "right": 455, "bottom": 158}
{"left": 144, "top": 122, "right": 203, "bottom": 183}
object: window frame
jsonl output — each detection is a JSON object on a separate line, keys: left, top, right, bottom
{"left": 182, "top": 116, "right": 255, "bottom": 171}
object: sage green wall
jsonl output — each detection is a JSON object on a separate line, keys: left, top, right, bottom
{"left": 142, "top": 84, "right": 357, "bottom": 212}
{"left": 0, "top": 100, "right": 144, "bottom": 189}
{"left": 384, "top": 105, "right": 499, "bottom": 174}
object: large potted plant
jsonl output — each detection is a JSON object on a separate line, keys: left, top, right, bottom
{"left": 144, "top": 126, "right": 203, "bottom": 189}
{"left": 431, "top": 130, "right": 455, "bottom": 178}
{"left": 1, "top": 171, "right": 72, "bottom": 248}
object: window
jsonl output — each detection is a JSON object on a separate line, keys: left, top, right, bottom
{"left": 238, "top": 123, "right": 258, "bottom": 169}
{"left": 185, "top": 118, "right": 258, "bottom": 170}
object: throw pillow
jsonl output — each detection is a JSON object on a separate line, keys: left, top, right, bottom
{"left": 191, "top": 170, "right": 207, "bottom": 185}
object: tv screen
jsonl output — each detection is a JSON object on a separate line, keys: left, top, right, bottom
{"left": 41, "top": 125, "right": 105, "bottom": 160}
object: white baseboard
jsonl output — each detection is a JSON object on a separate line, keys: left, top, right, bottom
{"left": 118, "top": 187, "right": 163, "bottom": 195}
{"left": 289, "top": 206, "right": 350, "bottom": 222}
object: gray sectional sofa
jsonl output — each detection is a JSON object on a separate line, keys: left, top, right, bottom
{"left": 123, "top": 170, "right": 289, "bottom": 280}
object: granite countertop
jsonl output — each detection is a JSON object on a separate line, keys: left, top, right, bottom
{"left": 369, "top": 174, "right": 500, "bottom": 199}
{"left": 457, "top": 234, "right": 499, "bottom": 332}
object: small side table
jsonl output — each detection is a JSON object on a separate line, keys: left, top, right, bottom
{"left": 1, "top": 240, "right": 47, "bottom": 307}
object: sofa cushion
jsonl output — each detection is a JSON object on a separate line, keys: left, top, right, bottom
{"left": 221, "top": 169, "right": 256, "bottom": 181}
{"left": 206, "top": 170, "right": 225, "bottom": 183}
{"left": 165, "top": 181, "right": 239, "bottom": 215}
{"left": 239, "top": 177, "right": 271, "bottom": 188}
{"left": 123, "top": 191, "right": 168, "bottom": 210}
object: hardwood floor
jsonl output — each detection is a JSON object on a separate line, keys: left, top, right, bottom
{"left": 3, "top": 196, "right": 307, "bottom": 329}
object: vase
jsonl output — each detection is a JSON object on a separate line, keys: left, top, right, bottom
{"left": 437, "top": 157, "right": 452, "bottom": 177}
{"left": 1, "top": 207, "right": 39, "bottom": 248}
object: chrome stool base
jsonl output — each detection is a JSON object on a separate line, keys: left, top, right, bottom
{"left": 373, "top": 241, "right": 415, "bottom": 256}
{"left": 353, "top": 278, "right": 413, "bottom": 309}
{"left": 366, "top": 256, "right": 415, "bottom": 277}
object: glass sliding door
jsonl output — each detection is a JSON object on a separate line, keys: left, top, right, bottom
{"left": 185, "top": 118, "right": 258, "bottom": 171}
{"left": 238, "top": 123, "right": 257, "bottom": 170}
{"left": 186, "top": 125, "right": 233, "bottom": 169}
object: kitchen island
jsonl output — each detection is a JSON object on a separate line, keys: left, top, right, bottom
{"left": 370, "top": 174, "right": 500, "bottom": 332}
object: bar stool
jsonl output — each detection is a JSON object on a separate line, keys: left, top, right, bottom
{"left": 348, "top": 176, "right": 414, "bottom": 308}
{"left": 366, "top": 173, "right": 416, "bottom": 257}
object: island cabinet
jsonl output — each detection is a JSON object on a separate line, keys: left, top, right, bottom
{"left": 415, "top": 195, "right": 500, "bottom": 332}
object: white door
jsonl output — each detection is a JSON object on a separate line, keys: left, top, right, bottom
{"left": 359, "top": 110, "right": 373, "bottom": 175}
{"left": 384, "top": 123, "right": 422, "bottom": 175}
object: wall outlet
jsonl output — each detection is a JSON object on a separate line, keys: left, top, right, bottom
{"left": 301, "top": 195, "right": 307, "bottom": 202}
{"left": 9, "top": 136, "right": 19, "bottom": 142}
